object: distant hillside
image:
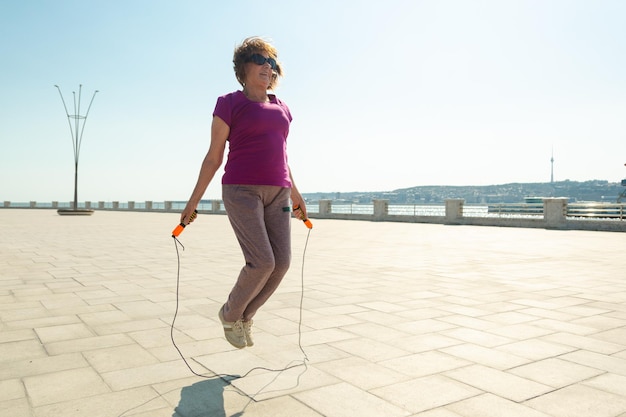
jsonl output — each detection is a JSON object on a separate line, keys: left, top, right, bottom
{"left": 303, "top": 180, "right": 625, "bottom": 204}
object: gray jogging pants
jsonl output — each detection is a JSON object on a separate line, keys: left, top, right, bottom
{"left": 221, "top": 184, "right": 292, "bottom": 322}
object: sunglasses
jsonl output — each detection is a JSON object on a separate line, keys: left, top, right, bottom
{"left": 247, "top": 53, "right": 277, "bottom": 70}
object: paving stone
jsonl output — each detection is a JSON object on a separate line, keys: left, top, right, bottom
{"left": 357, "top": 300, "right": 408, "bottom": 313}
{"left": 34, "top": 322, "right": 94, "bottom": 343}
{"left": 583, "top": 373, "right": 626, "bottom": 397}
{"left": 0, "top": 398, "right": 31, "bottom": 417}
{"left": 295, "top": 382, "right": 409, "bottom": 417}
{"left": 24, "top": 367, "right": 110, "bottom": 407}
{"left": 44, "top": 333, "right": 134, "bottom": 355}
{"left": 447, "top": 392, "right": 552, "bottom": 417}
{"left": 559, "top": 350, "right": 626, "bottom": 376}
{"left": 486, "top": 323, "right": 555, "bottom": 340}
{"left": 113, "top": 300, "right": 171, "bottom": 319}
{"left": 496, "top": 338, "right": 576, "bottom": 361}
{"left": 444, "top": 364, "right": 553, "bottom": 402}
{"left": 46, "top": 303, "right": 117, "bottom": 317}
{"left": 441, "top": 327, "right": 514, "bottom": 347}
{"left": 229, "top": 394, "right": 325, "bottom": 417}
{"left": 437, "top": 305, "right": 491, "bottom": 317}
{"left": 540, "top": 332, "right": 625, "bottom": 354}
{"left": 39, "top": 294, "right": 88, "bottom": 310}
{"left": 0, "top": 378, "right": 25, "bottom": 402}
{"left": 295, "top": 342, "right": 352, "bottom": 364}
{"left": 521, "top": 307, "right": 580, "bottom": 322}
{"left": 32, "top": 386, "right": 166, "bottom": 417}
{"left": 440, "top": 343, "right": 530, "bottom": 370}
{"left": 82, "top": 344, "right": 160, "bottom": 373}
{"left": 0, "top": 339, "right": 47, "bottom": 363}
{"left": 0, "top": 353, "right": 88, "bottom": 379}
{"left": 91, "top": 318, "right": 168, "bottom": 336}
{"left": 413, "top": 409, "right": 464, "bottom": 417}
{"left": 509, "top": 358, "right": 605, "bottom": 388}
{"left": 393, "top": 318, "right": 457, "bottom": 335}
{"left": 381, "top": 350, "right": 470, "bottom": 378}
{"left": 340, "top": 321, "right": 407, "bottom": 341}
{"left": 229, "top": 364, "right": 339, "bottom": 402}
{"left": 524, "top": 384, "right": 626, "bottom": 417}
{"left": 592, "top": 327, "right": 626, "bottom": 345}
{"left": 116, "top": 406, "right": 176, "bottom": 417}
{"left": 0, "top": 306, "right": 50, "bottom": 322}
{"left": 4, "top": 314, "right": 82, "bottom": 330}
{"left": 531, "top": 319, "right": 598, "bottom": 335}
{"left": 482, "top": 310, "right": 538, "bottom": 325}
{"left": 371, "top": 374, "right": 481, "bottom": 413}
{"left": 350, "top": 310, "right": 413, "bottom": 327}
{"left": 129, "top": 327, "right": 194, "bottom": 349}
{"left": 0, "top": 329, "right": 36, "bottom": 344}
{"left": 438, "top": 315, "right": 500, "bottom": 331}
{"left": 329, "top": 337, "right": 411, "bottom": 362}
{"left": 397, "top": 333, "right": 462, "bottom": 354}
{"left": 101, "top": 360, "right": 197, "bottom": 391}
{"left": 316, "top": 356, "right": 411, "bottom": 390}
{"left": 301, "top": 327, "right": 359, "bottom": 345}
{"left": 77, "top": 309, "right": 134, "bottom": 326}
{"left": 560, "top": 305, "right": 613, "bottom": 318}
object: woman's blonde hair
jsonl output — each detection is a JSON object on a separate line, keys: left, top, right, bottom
{"left": 233, "top": 36, "right": 283, "bottom": 90}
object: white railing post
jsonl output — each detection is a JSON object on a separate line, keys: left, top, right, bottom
{"left": 373, "top": 199, "right": 389, "bottom": 221}
{"left": 319, "top": 200, "right": 332, "bottom": 215}
{"left": 445, "top": 199, "right": 464, "bottom": 222}
{"left": 543, "top": 198, "right": 567, "bottom": 227}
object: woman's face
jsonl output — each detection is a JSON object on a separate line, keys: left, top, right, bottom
{"left": 244, "top": 52, "right": 276, "bottom": 89}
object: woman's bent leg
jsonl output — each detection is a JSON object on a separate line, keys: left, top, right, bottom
{"left": 221, "top": 185, "right": 291, "bottom": 322}
{"left": 243, "top": 187, "right": 291, "bottom": 320}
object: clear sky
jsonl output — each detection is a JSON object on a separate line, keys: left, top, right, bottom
{"left": 1, "top": 0, "right": 625, "bottom": 202}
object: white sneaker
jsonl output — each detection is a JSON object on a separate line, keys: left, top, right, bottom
{"left": 218, "top": 306, "right": 246, "bottom": 349}
{"left": 243, "top": 320, "right": 254, "bottom": 347}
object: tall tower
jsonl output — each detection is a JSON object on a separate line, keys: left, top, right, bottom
{"left": 550, "top": 147, "right": 554, "bottom": 183}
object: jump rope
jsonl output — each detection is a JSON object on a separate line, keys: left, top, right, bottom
{"left": 170, "top": 206, "right": 313, "bottom": 387}
{"left": 116, "top": 208, "right": 312, "bottom": 416}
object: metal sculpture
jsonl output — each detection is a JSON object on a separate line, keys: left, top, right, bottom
{"left": 54, "top": 84, "right": 98, "bottom": 215}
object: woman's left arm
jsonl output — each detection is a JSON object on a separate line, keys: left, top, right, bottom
{"left": 288, "top": 166, "right": 307, "bottom": 219}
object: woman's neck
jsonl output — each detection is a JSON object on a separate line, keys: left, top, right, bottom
{"left": 242, "top": 86, "right": 269, "bottom": 102}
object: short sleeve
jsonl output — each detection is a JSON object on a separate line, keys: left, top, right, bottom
{"left": 213, "top": 94, "right": 232, "bottom": 126}
{"left": 276, "top": 97, "right": 293, "bottom": 123}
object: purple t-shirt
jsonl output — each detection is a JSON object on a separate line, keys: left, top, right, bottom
{"left": 213, "top": 90, "right": 293, "bottom": 188}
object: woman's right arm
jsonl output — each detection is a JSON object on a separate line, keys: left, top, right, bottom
{"left": 180, "top": 115, "right": 229, "bottom": 223}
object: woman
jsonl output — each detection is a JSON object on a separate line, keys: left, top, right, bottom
{"left": 179, "top": 37, "right": 307, "bottom": 349}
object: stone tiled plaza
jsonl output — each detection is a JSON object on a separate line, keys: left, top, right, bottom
{"left": 1, "top": 209, "right": 625, "bottom": 417}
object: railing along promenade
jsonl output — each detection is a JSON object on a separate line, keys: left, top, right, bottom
{"left": 3, "top": 198, "right": 625, "bottom": 232}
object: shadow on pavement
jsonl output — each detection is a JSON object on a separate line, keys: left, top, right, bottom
{"left": 173, "top": 376, "right": 244, "bottom": 417}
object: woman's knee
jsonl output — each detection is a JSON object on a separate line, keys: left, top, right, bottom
{"left": 250, "top": 256, "right": 276, "bottom": 276}
{"left": 247, "top": 249, "right": 290, "bottom": 278}
{"left": 273, "top": 254, "right": 291, "bottom": 275}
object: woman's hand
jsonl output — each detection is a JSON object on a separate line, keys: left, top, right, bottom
{"left": 180, "top": 205, "right": 198, "bottom": 225}
{"left": 288, "top": 166, "right": 307, "bottom": 220}
{"left": 291, "top": 194, "right": 307, "bottom": 220}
